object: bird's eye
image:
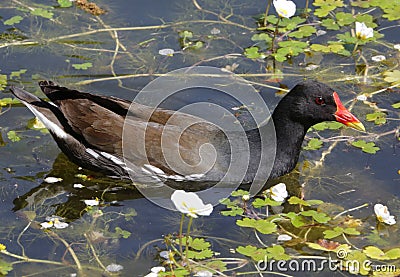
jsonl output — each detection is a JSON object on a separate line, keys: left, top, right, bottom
{"left": 315, "top": 96, "right": 326, "bottom": 106}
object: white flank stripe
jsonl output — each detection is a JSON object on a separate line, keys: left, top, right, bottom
{"left": 86, "top": 148, "right": 100, "bottom": 159}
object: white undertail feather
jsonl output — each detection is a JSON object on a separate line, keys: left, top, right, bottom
{"left": 22, "top": 100, "right": 68, "bottom": 139}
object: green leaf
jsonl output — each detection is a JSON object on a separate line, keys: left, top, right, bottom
{"left": 251, "top": 33, "right": 272, "bottom": 43}
{"left": 312, "top": 121, "right": 343, "bottom": 131}
{"left": 114, "top": 227, "right": 131, "bottom": 239}
{"left": 288, "top": 26, "right": 316, "bottom": 38}
{"left": 343, "top": 227, "right": 360, "bottom": 236}
{"left": 252, "top": 198, "right": 282, "bottom": 208}
{"left": 363, "top": 246, "right": 388, "bottom": 260}
{"left": 190, "top": 238, "right": 211, "bottom": 251}
{"left": 72, "top": 62, "right": 93, "bottom": 70}
{"left": 0, "top": 74, "right": 7, "bottom": 91}
{"left": 187, "top": 249, "right": 213, "bottom": 259}
{"left": 366, "top": 112, "right": 386, "bottom": 125}
{"left": 385, "top": 248, "right": 400, "bottom": 259}
{"left": 304, "top": 138, "right": 323, "bottom": 150}
{"left": 285, "top": 212, "right": 306, "bottom": 228}
{"left": 237, "top": 245, "right": 268, "bottom": 261}
{"left": 267, "top": 245, "right": 290, "bottom": 260}
{"left": 351, "top": 140, "right": 380, "bottom": 154}
{"left": 58, "top": 0, "right": 73, "bottom": 8}
{"left": 7, "top": 131, "right": 21, "bottom": 142}
{"left": 244, "top": 47, "right": 264, "bottom": 59}
{"left": 221, "top": 206, "right": 244, "bottom": 216}
{"left": 30, "top": 8, "right": 54, "bottom": 19}
{"left": 335, "top": 12, "right": 355, "bottom": 26}
{"left": 10, "top": 69, "right": 27, "bottom": 79}
{"left": 384, "top": 70, "right": 400, "bottom": 84}
{"left": 392, "top": 102, "right": 400, "bottom": 109}
{"left": 236, "top": 218, "right": 277, "bottom": 234}
{"left": 4, "top": 15, "right": 23, "bottom": 26}
{"left": 321, "top": 18, "right": 340, "bottom": 30}
{"left": 323, "top": 227, "right": 344, "bottom": 239}
{"left": 0, "top": 98, "right": 20, "bottom": 107}
{"left": 0, "top": 259, "right": 13, "bottom": 275}
{"left": 300, "top": 210, "right": 330, "bottom": 223}
{"left": 179, "top": 30, "right": 193, "bottom": 38}
{"left": 288, "top": 196, "right": 323, "bottom": 206}
{"left": 231, "top": 189, "right": 250, "bottom": 197}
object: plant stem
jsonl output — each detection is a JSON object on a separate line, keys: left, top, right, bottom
{"left": 185, "top": 216, "right": 194, "bottom": 267}
{"left": 263, "top": 0, "right": 273, "bottom": 27}
{"left": 179, "top": 213, "right": 184, "bottom": 256}
{"left": 271, "top": 16, "right": 281, "bottom": 53}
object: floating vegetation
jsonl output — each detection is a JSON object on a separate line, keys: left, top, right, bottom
{"left": 0, "top": 0, "right": 399, "bottom": 276}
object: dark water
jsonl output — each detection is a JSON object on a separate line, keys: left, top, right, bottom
{"left": 0, "top": 0, "right": 399, "bottom": 276}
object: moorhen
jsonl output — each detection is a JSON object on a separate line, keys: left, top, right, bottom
{"left": 10, "top": 80, "right": 365, "bottom": 186}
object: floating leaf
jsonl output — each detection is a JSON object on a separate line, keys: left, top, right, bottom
{"left": 58, "top": 0, "right": 73, "bottom": 8}
{"left": 321, "top": 18, "right": 340, "bottom": 30}
{"left": 221, "top": 206, "right": 244, "bottom": 216}
{"left": 351, "top": 140, "right": 380, "bottom": 154}
{"left": 300, "top": 210, "right": 330, "bottom": 223}
{"left": 72, "top": 62, "right": 93, "bottom": 70}
{"left": 7, "top": 131, "right": 21, "bottom": 142}
{"left": 252, "top": 198, "right": 282, "bottom": 208}
{"left": 288, "top": 196, "right": 323, "bottom": 206}
{"left": 30, "top": 8, "right": 54, "bottom": 19}
{"left": 304, "top": 138, "right": 323, "bottom": 150}
{"left": 312, "top": 121, "right": 343, "bottom": 130}
{"left": 266, "top": 245, "right": 290, "bottom": 260}
{"left": 0, "top": 260, "right": 12, "bottom": 275}
{"left": 187, "top": 249, "right": 213, "bottom": 260}
{"left": 285, "top": 212, "right": 306, "bottom": 228}
{"left": 237, "top": 245, "right": 268, "bottom": 261}
{"left": 236, "top": 218, "right": 277, "bottom": 234}
{"left": 0, "top": 75, "right": 7, "bottom": 91}
{"left": 114, "top": 227, "right": 131, "bottom": 239}
{"left": 244, "top": 46, "right": 264, "bottom": 59}
{"left": 366, "top": 112, "right": 386, "bottom": 125}
{"left": 0, "top": 98, "right": 20, "bottom": 107}
{"left": 231, "top": 189, "right": 250, "bottom": 197}
{"left": 251, "top": 33, "right": 272, "bottom": 43}
{"left": 363, "top": 246, "right": 392, "bottom": 260}
{"left": 392, "top": 102, "right": 400, "bottom": 109}
{"left": 384, "top": 70, "right": 400, "bottom": 84}
{"left": 335, "top": 12, "right": 355, "bottom": 26}
{"left": 4, "top": 15, "right": 23, "bottom": 26}
{"left": 288, "top": 26, "right": 316, "bottom": 38}
{"left": 10, "top": 69, "right": 27, "bottom": 79}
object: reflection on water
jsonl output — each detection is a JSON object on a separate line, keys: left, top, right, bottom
{"left": 0, "top": 0, "right": 399, "bottom": 275}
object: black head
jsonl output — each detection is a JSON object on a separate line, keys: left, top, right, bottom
{"left": 274, "top": 80, "right": 365, "bottom": 131}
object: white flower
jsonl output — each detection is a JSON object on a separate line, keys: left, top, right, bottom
{"left": 144, "top": 266, "right": 165, "bottom": 277}
{"left": 195, "top": 270, "right": 213, "bottom": 277}
{"left": 242, "top": 194, "right": 250, "bottom": 201}
{"left": 84, "top": 199, "right": 99, "bottom": 206}
{"left": 40, "top": 221, "right": 53, "bottom": 229}
{"left": 374, "top": 204, "right": 396, "bottom": 225}
{"left": 355, "top": 22, "right": 373, "bottom": 40}
{"left": 394, "top": 44, "right": 400, "bottom": 50}
{"left": 158, "top": 48, "right": 175, "bottom": 56}
{"left": 268, "top": 183, "right": 288, "bottom": 202}
{"left": 356, "top": 94, "right": 367, "bottom": 101}
{"left": 73, "top": 183, "right": 85, "bottom": 188}
{"left": 105, "top": 263, "right": 124, "bottom": 272}
{"left": 43, "top": 177, "right": 63, "bottom": 183}
{"left": 273, "top": 0, "right": 296, "bottom": 18}
{"left": 371, "top": 55, "right": 386, "bottom": 62}
{"left": 277, "top": 234, "right": 292, "bottom": 241}
{"left": 53, "top": 219, "right": 69, "bottom": 229}
{"left": 171, "top": 190, "right": 213, "bottom": 218}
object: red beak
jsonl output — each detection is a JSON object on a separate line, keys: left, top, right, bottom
{"left": 333, "top": 92, "right": 365, "bottom": 132}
